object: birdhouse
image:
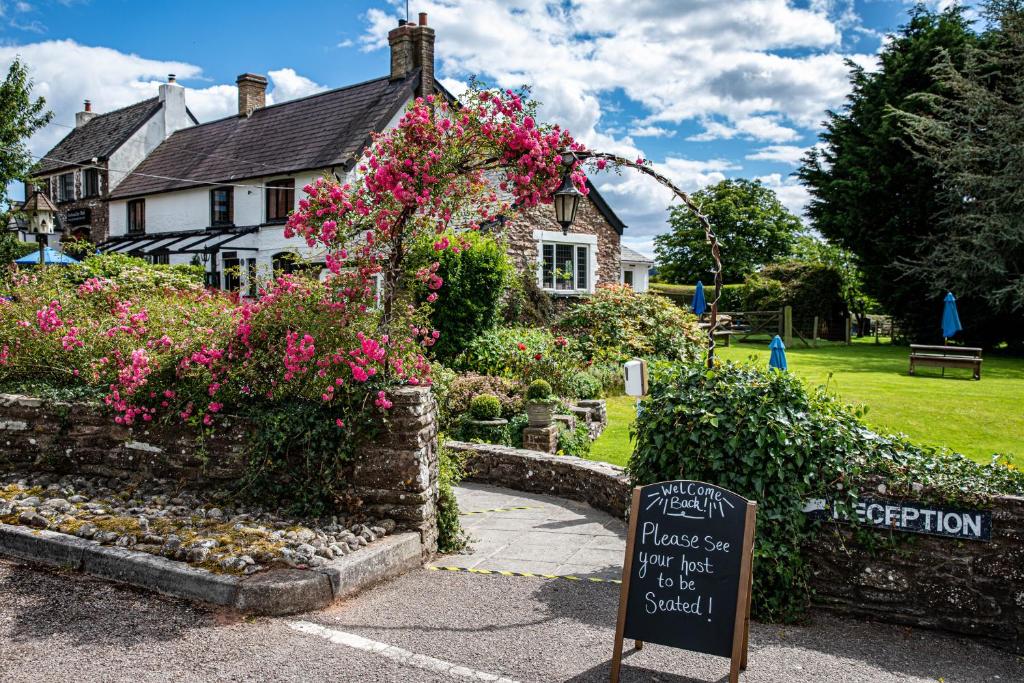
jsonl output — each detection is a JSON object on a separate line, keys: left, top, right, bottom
{"left": 23, "top": 190, "right": 58, "bottom": 235}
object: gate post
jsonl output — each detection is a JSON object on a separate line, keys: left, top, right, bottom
{"left": 783, "top": 305, "right": 793, "bottom": 348}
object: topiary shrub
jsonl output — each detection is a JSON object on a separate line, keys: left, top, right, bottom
{"left": 556, "top": 284, "right": 702, "bottom": 365}
{"left": 408, "top": 229, "right": 513, "bottom": 361}
{"left": 468, "top": 393, "right": 502, "bottom": 420}
{"left": 526, "top": 379, "right": 552, "bottom": 401}
{"left": 630, "top": 361, "right": 1024, "bottom": 623}
{"left": 437, "top": 373, "right": 523, "bottom": 432}
{"left": 566, "top": 371, "right": 602, "bottom": 400}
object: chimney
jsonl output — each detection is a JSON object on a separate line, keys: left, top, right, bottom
{"left": 236, "top": 73, "right": 268, "bottom": 117}
{"left": 158, "top": 73, "right": 190, "bottom": 139}
{"left": 75, "top": 99, "right": 98, "bottom": 128}
{"left": 388, "top": 12, "right": 435, "bottom": 99}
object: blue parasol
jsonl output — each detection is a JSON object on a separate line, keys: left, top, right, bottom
{"left": 15, "top": 246, "right": 80, "bottom": 266}
{"left": 692, "top": 280, "right": 707, "bottom": 316}
{"left": 941, "top": 292, "right": 962, "bottom": 340}
{"left": 769, "top": 335, "right": 788, "bottom": 371}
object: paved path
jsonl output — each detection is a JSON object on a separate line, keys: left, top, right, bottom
{"left": 1, "top": 483, "right": 1022, "bottom": 682}
{"left": 434, "top": 483, "right": 626, "bottom": 580}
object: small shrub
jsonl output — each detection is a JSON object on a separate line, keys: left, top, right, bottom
{"left": 506, "top": 413, "right": 529, "bottom": 448}
{"left": 566, "top": 371, "right": 602, "bottom": 399}
{"left": 502, "top": 267, "right": 553, "bottom": 326}
{"left": 557, "top": 422, "right": 591, "bottom": 458}
{"left": 468, "top": 393, "right": 502, "bottom": 420}
{"left": 556, "top": 284, "right": 702, "bottom": 365}
{"left": 526, "top": 379, "right": 552, "bottom": 400}
{"left": 437, "top": 444, "right": 468, "bottom": 552}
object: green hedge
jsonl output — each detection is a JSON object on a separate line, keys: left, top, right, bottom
{"left": 630, "top": 361, "right": 1023, "bottom": 623}
{"left": 649, "top": 282, "right": 745, "bottom": 312}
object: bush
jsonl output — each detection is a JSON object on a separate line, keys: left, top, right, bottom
{"left": 454, "top": 326, "right": 583, "bottom": 395}
{"left": 468, "top": 393, "right": 502, "bottom": 420}
{"left": 557, "top": 422, "right": 591, "bottom": 458}
{"left": 437, "top": 444, "right": 468, "bottom": 552}
{"left": 409, "top": 230, "right": 513, "bottom": 360}
{"left": 502, "top": 267, "right": 553, "bottom": 326}
{"left": 556, "top": 284, "right": 703, "bottom": 365}
{"left": 740, "top": 261, "right": 847, "bottom": 321}
{"left": 437, "top": 373, "right": 523, "bottom": 432}
{"left": 630, "top": 361, "right": 1023, "bottom": 623}
{"left": 566, "top": 371, "right": 602, "bottom": 400}
{"left": 526, "top": 379, "right": 552, "bottom": 400}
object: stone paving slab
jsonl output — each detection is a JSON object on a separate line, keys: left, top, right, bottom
{"left": 439, "top": 483, "right": 627, "bottom": 580}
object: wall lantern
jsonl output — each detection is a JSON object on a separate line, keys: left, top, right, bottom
{"left": 552, "top": 169, "right": 584, "bottom": 235}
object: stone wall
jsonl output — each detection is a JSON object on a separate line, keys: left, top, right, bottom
{"left": 447, "top": 440, "right": 1024, "bottom": 653}
{"left": 0, "top": 388, "right": 439, "bottom": 555}
{"left": 501, "top": 196, "right": 622, "bottom": 289}
{"left": 807, "top": 494, "right": 1024, "bottom": 654}
{"left": 446, "top": 440, "right": 631, "bottom": 519}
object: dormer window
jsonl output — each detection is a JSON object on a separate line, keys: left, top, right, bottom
{"left": 210, "top": 186, "right": 234, "bottom": 226}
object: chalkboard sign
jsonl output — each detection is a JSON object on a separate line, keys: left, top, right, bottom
{"left": 611, "top": 481, "right": 756, "bottom": 683}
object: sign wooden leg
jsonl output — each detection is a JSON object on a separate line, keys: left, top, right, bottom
{"left": 741, "top": 568, "right": 752, "bottom": 670}
{"left": 635, "top": 640, "right": 643, "bottom": 650}
{"left": 610, "top": 638, "right": 624, "bottom": 683}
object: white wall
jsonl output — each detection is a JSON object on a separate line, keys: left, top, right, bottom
{"left": 621, "top": 262, "right": 651, "bottom": 293}
{"left": 107, "top": 82, "right": 193, "bottom": 191}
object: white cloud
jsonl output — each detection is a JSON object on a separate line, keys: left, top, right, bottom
{"left": 629, "top": 125, "right": 676, "bottom": 138}
{"left": 745, "top": 145, "right": 809, "bottom": 165}
{"left": 756, "top": 172, "right": 810, "bottom": 221}
{"left": 336, "top": 38, "right": 355, "bottom": 48}
{"left": 0, "top": 40, "right": 328, "bottom": 168}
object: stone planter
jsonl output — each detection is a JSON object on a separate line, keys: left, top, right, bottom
{"left": 525, "top": 402, "right": 554, "bottom": 427}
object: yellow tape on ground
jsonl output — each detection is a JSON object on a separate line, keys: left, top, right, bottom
{"left": 459, "top": 506, "right": 539, "bottom": 516}
{"left": 426, "top": 565, "right": 621, "bottom": 584}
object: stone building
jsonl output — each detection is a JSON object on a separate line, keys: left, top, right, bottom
{"left": 28, "top": 80, "right": 197, "bottom": 245}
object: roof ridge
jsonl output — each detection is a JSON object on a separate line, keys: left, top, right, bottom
{"left": 80, "top": 96, "right": 159, "bottom": 125}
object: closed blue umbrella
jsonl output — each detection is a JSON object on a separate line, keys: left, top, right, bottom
{"left": 692, "top": 280, "right": 707, "bottom": 316}
{"left": 769, "top": 335, "right": 788, "bottom": 371}
{"left": 15, "top": 246, "right": 79, "bottom": 266}
{"left": 941, "top": 292, "right": 962, "bottom": 340}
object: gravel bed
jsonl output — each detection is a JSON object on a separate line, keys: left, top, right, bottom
{"left": 0, "top": 472, "right": 394, "bottom": 575}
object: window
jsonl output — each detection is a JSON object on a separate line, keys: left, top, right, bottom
{"left": 247, "top": 259, "right": 259, "bottom": 297}
{"left": 148, "top": 252, "right": 169, "bottom": 265}
{"left": 82, "top": 169, "right": 100, "bottom": 198}
{"left": 541, "top": 242, "right": 589, "bottom": 292}
{"left": 623, "top": 269, "right": 634, "bottom": 288}
{"left": 210, "top": 187, "right": 234, "bottom": 226}
{"left": 266, "top": 179, "right": 295, "bottom": 223}
{"left": 59, "top": 173, "right": 75, "bottom": 202}
{"left": 272, "top": 251, "right": 298, "bottom": 275}
{"left": 127, "top": 199, "right": 145, "bottom": 234}
{"left": 223, "top": 252, "right": 241, "bottom": 291}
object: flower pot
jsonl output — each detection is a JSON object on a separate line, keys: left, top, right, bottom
{"left": 526, "top": 402, "right": 554, "bottom": 427}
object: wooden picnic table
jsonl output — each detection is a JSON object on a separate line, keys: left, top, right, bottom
{"left": 698, "top": 322, "right": 733, "bottom": 346}
{"left": 909, "top": 344, "right": 983, "bottom": 380}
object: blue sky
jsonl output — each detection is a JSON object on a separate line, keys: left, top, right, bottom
{"left": 1, "top": 0, "right": 978, "bottom": 254}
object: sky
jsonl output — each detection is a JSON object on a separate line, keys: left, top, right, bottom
{"left": 0, "top": 0, "right": 976, "bottom": 256}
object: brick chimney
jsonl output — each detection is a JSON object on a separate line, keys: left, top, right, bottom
{"left": 388, "top": 12, "right": 435, "bottom": 99}
{"left": 236, "top": 73, "right": 268, "bottom": 116}
{"left": 75, "top": 100, "right": 98, "bottom": 128}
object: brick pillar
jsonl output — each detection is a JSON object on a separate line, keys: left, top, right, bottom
{"left": 351, "top": 387, "right": 438, "bottom": 557}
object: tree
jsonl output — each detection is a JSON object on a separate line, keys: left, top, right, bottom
{"left": 0, "top": 58, "right": 53, "bottom": 205}
{"left": 654, "top": 178, "right": 800, "bottom": 284}
{"left": 797, "top": 6, "right": 976, "bottom": 343}
{"left": 891, "top": 2, "right": 1024, "bottom": 346}
{"left": 790, "top": 235, "right": 877, "bottom": 336}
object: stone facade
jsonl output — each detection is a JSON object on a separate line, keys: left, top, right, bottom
{"left": 34, "top": 169, "right": 113, "bottom": 245}
{"left": 501, "top": 196, "right": 622, "bottom": 296}
{"left": 0, "top": 389, "right": 439, "bottom": 556}
{"left": 807, "top": 493, "right": 1024, "bottom": 654}
{"left": 521, "top": 425, "right": 558, "bottom": 454}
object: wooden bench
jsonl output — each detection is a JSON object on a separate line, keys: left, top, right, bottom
{"left": 698, "top": 323, "right": 734, "bottom": 347}
{"left": 909, "top": 344, "right": 983, "bottom": 380}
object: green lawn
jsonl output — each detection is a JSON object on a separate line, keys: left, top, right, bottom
{"left": 589, "top": 339, "right": 1024, "bottom": 468}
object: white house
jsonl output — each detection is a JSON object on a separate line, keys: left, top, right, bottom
{"left": 620, "top": 244, "right": 653, "bottom": 293}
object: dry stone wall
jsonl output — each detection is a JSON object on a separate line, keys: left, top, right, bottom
{"left": 0, "top": 388, "right": 439, "bottom": 555}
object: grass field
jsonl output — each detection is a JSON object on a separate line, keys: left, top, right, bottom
{"left": 588, "top": 338, "right": 1024, "bottom": 468}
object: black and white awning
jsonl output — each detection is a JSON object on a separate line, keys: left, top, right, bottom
{"left": 97, "top": 226, "right": 259, "bottom": 256}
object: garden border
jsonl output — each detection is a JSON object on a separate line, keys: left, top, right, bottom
{"left": 0, "top": 522, "right": 421, "bottom": 615}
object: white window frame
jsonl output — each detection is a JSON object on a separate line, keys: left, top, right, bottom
{"left": 534, "top": 230, "right": 598, "bottom": 295}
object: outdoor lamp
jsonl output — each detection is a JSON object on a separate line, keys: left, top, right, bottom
{"left": 553, "top": 171, "right": 584, "bottom": 235}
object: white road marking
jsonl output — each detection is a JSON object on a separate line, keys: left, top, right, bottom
{"left": 287, "top": 620, "right": 522, "bottom": 683}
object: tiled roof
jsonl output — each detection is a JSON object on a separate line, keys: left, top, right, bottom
{"left": 586, "top": 180, "right": 626, "bottom": 235}
{"left": 110, "top": 72, "right": 421, "bottom": 199}
{"left": 35, "top": 98, "right": 163, "bottom": 175}
{"left": 620, "top": 244, "right": 653, "bottom": 263}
